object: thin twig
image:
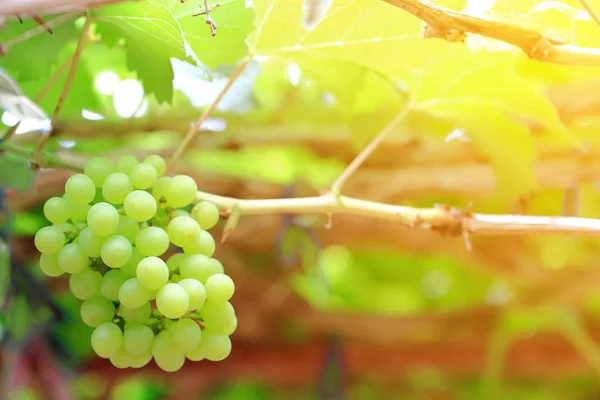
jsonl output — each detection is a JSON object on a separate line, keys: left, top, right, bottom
{"left": 34, "top": 55, "right": 73, "bottom": 102}
{"left": 0, "top": 0, "right": 125, "bottom": 16}
{"left": 330, "top": 104, "right": 410, "bottom": 196}
{"left": 167, "top": 55, "right": 252, "bottom": 171}
{"left": 579, "top": 0, "right": 600, "bottom": 28}
{"left": 34, "top": 17, "right": 92, "bottom": 163}
{"left": 202, "top": 0, "right": 218, "bottom": 36}
{"left": 3, "top": 13, "right": 75, "bottom": 48}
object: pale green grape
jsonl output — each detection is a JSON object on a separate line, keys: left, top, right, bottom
{"left": 152, "top": 332, "right": 185, "bottom": 372}
{"left": 34, "top": 226, "right": 65, "bottom": 254}
{"left": 68, "top": 201, "right": 91, "bottom": 221}
{"left": 206, "top": 315, "right": 237, "bottom": 336}
{"left": 204, "top": 273, "right": 235, "bottom": 303}
{"left": 102, "top": 172, "right": 133, "bottom": 204}
{"left": 172, "top": 209, "right": 191, "bottom": 218}
{"left": 169, "top": 318, "right": 202, "bottom": 351}
{"left": 100, "top": 269, "right": 128, "bottom": 301}
{"left": 84, "top": 157, "right": 114, "bottom": 187}
{"left": 180, "top": 254, "right": 222, "bottom": 283}
{"left": 91, "top": 322, "right": 123, "bottom": 358}
{"left": 39, "top": 253, "right": 64, "bottom": 277}
{"left": 43, "top": 197, "right": 70, "bottom": 224}
{"left": 184, "top": 343, "right": 204, "bottom": 361}
{"left": 100, "top": 235, "right": 132, "bottom": 268}
{"left": 191, "top": 202, "right": 220, "bottom": 230}
{"left": 178, "top": 278, "right": 206, "bottom": 311}
{"left": 123, "top": 190, "right": 157, "bottom": 222}
{"left": 87, "top": 202, "right": 119, "bottom": 236}
{"left": 130, "top": 162, "right": 157, "bottom": 189}
{"left": 136, "top": 256, "right": 169, "bottom": 290}
{"left": 119, "top": 302, "right": 151, "bottom": 323}
{"left": 78, "top": 227, "right": 105, "bottom": 257}
{"left": 183, "top": 230, "right": 215, "bottom": 257}
{"left": 152, "top": 177, "right": 171, "bottom": 201}
{"left": 167, "top": 216, "right": 200, "bottom": 248}
{"left": 123, "top": 323, "right": 154, "bottom": 355}
{"left": 193, "top": 332, "right": 231, "bottom": 362}
{"left": 119, "top": 278, "right": 151, "bottom": 309}
{"left": 166, "top": 253, "right": 186, "bottom": 273}
{"left": 129, "top": 351, "right": 152, "bottom": 368}
{"left": 143, "top": 155, "right": 166, "bottom": 177}
{"left": 109, "top": 348, "right": 132, "bottom": 369}
{"left": 58, "top": 243, "right": 88, "bottom": 273}
{"left": 69, "top": 267, "right": 102, "bottom": 300}
{"left": 202, "top": 300, "right": 235, "bottom": 331}
{"left": 115, "top": 155, "right": 139, "bottom": 175}
{"left": 156, "top": 283, "right": 189, "bottom": 319}
{"left": 164, "top": 175, "right": 197, "bottom": 208}
{"left": 81, "top": 296, "right": 115, "bottom": 327}
{"left": 64, "top": 174, "right": 96, "bottom": 205}
{"left": 136, "top": 226, "right": 169, "bottom": 256}
{"left": 114, "top": 215, "right": 140, "bottom": 244}
{"left": 120, "top": 247, "right": 143, "bottom": 277}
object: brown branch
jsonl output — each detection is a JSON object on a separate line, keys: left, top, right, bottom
{"left": 0, "top": 0, "right": 127, "bottom": 16}
{"left": 382, "top": 0, "right": 600, "bottom": 65}
{"left": 580, "top": 0, "right": 600, "bottom": 29}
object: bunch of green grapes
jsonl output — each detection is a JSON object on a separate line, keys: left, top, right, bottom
{"left": 34, "top": 154, "right": 236, "bottom": 372}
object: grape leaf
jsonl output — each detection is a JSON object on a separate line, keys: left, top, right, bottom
{"left": 248, "top": 0, "right": 450, "bottom": 78}
{"left": 0, "top": 14, "right": 79, "bottom": 81}
{"left": 93, "top": 1, "right": 200, "bottom": 103}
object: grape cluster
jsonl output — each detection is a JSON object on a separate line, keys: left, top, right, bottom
{"left": 34, "top": 154, "right": 236, "bottom": 372}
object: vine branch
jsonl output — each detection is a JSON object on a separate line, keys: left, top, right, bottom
{"left": 579, "top": 0, "right": 600, "bottom": 29}
{"left": 382, "top": 0, "right": 600, "bottom": 65}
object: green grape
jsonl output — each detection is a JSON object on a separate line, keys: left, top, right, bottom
{"left": 164, "top": 175, "right": 197, "bottom": 208}
{"left": 152, "top": 177, "right": 171, "bottom": 201}
{"left": 169, "top": 318, "right": 202, "bottom": 351}
{"left": 184, "top": 342, "right": 204, "bottom": 361}
{"left": 115, "top": 155, "right": 139, "bottom": 175}
{"left": 114, "top": 215, "right": 140, "bottom": 244}
{"left": 100, "top": 269, "right": 128, "bottom": 301}
{"left": 129, "top": 351, "right": 153, "bottom": 368}
{"left": 87, "top": 202, "right": 120, "bottom": 236}
{"left": 120, "top": 302, "right": 151, "bottom": 323}
{"left": 39, "top": 253, "right": 64, "bottom": 277}
{"left": 191, "top": 202, "right": 220, "bottom": 230}
{"left": 136, "top": 226, "right": 169, "bottom": 256}
{"left": 120, "top": 247, "right": 143, "bottom": 277}
{"left": 183, "top": 230, "right": 215, "bottom": 257}
{"left": 69, "top": 267, "right": 102, "bottom": 300}
{"left": 80, "top": 296, "right": 115, "bottom": 327}
{"left": 193, "top": 332, "right": 231, "bottom": 362}
{"left": 201, "top": 301, "right": 235, "bottom": 331}
{"left": 109, "top": 347, "right": 132, "bottom": 369}
{"left": 136, "top": 256, "right": 169, "bottom": 290}
{"left": 84, "top": 157, "right": 114, "bottom": 187}
{"left": 180, "top": 254, "right": 222, "bottom": 283}
{"left": 58, "top": 243, "right": 88, "bottom": 273}
{"left": 156, "top": 283, "right": 189, "bottom": 319}
{"left": 172, "top": 209, "right": 191, "bottom": 218}
{"left": 206, "top": 315, "right": 237, "bottom": 336}
{"left": 178, "top": 278, "right": 206, "bottom": 311}
{"left": 53, "top": 222, "right": 78, "bottom": 235}
{"left": 123, "top": 190, "right": 157, "bottom": 222}
{"left": 102, "top": 172, "right": 133, "bottom": 204}
{"left": 152, "top": 332, "right": 185, "bottom": 372}
{"left": 204, "top": 273, "right": 235, "bottom": 303}
{"left": 78, "top": 227, "right": 105, "bottom": 257}
{"left": 34, "top": 226, "right": 65, "bottom": 254}
{"left": 91, "top": 322, "right": 123, "bottom": 358}
{"left": 43, "top": 197, "right": 70, "bottom": 224}
{"left": 130, "top": 162, "right": 157, "bottom": 189}
{"left": 143, "top": 155, "right": 166, "bottom": 177}
{"left": 171, "top": 274, "right": 182, "bottom": 283}
{"left": 119, "top": 278, "right": 151, "bottom": 309}
{"left": 67, "top": 201, "right": 91, "bottom": 221}
{"left": 123, "top": 323, "right": 154, "bottom": 355}
{"left": 166, "top": 253, "right": 187, "bottom": 273}
{"left": 167, "top": 216, "right": 200, "bottom": 248}
{"left": 64, "top": 174, "right": 96, "bottom": 205}
{"left": 100, "top": 235, "right": 132, "bottom": 268}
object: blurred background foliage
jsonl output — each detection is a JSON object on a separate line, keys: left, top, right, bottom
{"left": 4, "top": 0, "right": 600, "bottom": 398}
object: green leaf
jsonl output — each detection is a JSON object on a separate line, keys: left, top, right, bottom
{"left": 93, "top": 1, "right": 199, "bottom": 103}
{"left": 0, "top": 15, "right": 79, "bottom": 81}
{"left": 248, "top": 0, "right": 450, "bottom": 78}
{"left": 0, "top": 152, "right": 35, "bottom": 192}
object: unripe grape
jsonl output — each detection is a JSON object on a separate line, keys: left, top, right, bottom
{"left": 152, "top": 177, "right": 171, "bottom": 201}
{"left": 180, "top": 254, "right": 222, "bottom": 283}
{"left": 191, "top": 202, "right": 220, "bottom": 230}
{"left": 183, "top": 230, "right": 215, "bottom": 257}
{"left": 119, "top": 278, "right": 151, "bottom": 309}
{"left": 119, "top": 302, "right": 151, "bottom": 323}
{"left": 87, "top": 202, "right": 119, "bottom": 236}
{"left": 156, "top": 283, "right": 189, "bottom": 319}
{"left": 123, "top": 190, "right": 157, "bottom": 222}
{"left": 68, "top": 201, "right": 91, "bottom": 222}
{"left": 84, "top": 157, "right": 114, "bottom": 187}
{"left": 170, "top": 318, "right": 201, "bottom": 351}
{"left": 34, "top": 226, "right": 65, "bottom": 254}
{"left": 204, "top": 273, "right": 235, "bottom": 303}
{"left": 143, "top": 155, "right": 166, "bottom": 177}
{"left": 109, "top": 348, "right": 132, "bottom": 369}
{"left": 120, "top": 247, "right": 143, "bottom": 277}
{"left": 166, "top": 253, "right": 187, "bottom": 273}
{"left": 136, "top": 226, "right": 169, "bottom": 256}
{"left": 114, "top": 215, "right": 140, "bottom": 244}
{"left": 152, "top": 332, "right": 185, "bottom": 372}
{"left": 78, "top": 227, "right": 105, "bottom": 257}
{"left": 100, "top": 235, "right": 132, "bottom": 268}
{"left": 102, "top": 172, "right": 133, "bottom": 204}
{"left": 58, "top": 243, "right": 88, "bottom": 274}
{"left": 123, "top": 323, "right": 154, "bottom": 355}
{"left": 100, "top": 269, "right": 128, "bottom": 301}
{"left": 202, "top": 300, "right": 235, "bottom": 331}
{"left": 178, "top": 278, "right": 206, "bottom": 311}
{"left": 130, "top": 162, "right": 157, "bottom": 189}
{"left": 129, "top": 351, "right": 152, "bottom": 368}
{"left": 69, "top": 267, "right": 102, "bottom": 300}
{"left": 64, "top": 174, "right": 96, "bottom": 205}
{"left": 191, "top": 332, "right": 231, "bottom": 361}
{"left": 43, "top": 197, "right": 70, "bottom": 224}
{"left": 164, "top": 175, "right": 197, "bottom": 208}
{"left": 115, "top": 155, "right": 139, "bottom": 175}
{"left": 136, "top": 256, "right": 169, "bottom": 290}
{"left": 81, "top": 296, "right": 115, "bottom": 327}
{"left": 91, "top": 322, "right": 122, "bottom": 358}
{"left": 167, "top": 216, "right": 200, "bottom": 248}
